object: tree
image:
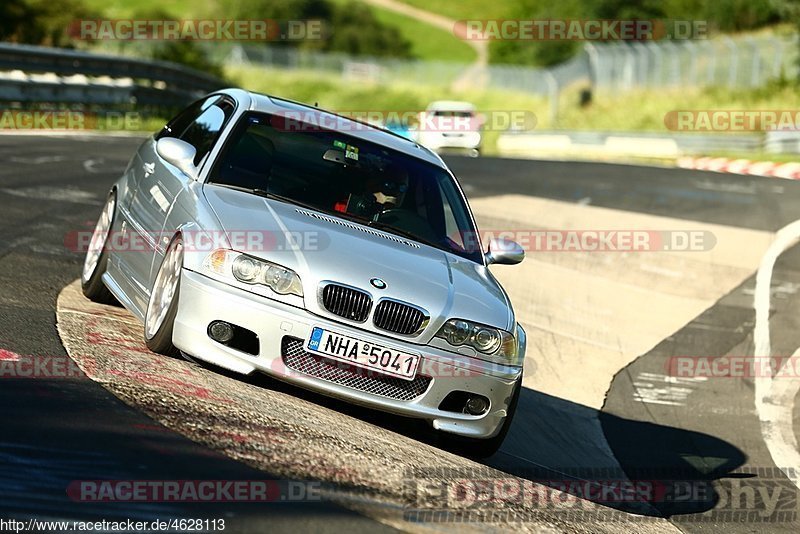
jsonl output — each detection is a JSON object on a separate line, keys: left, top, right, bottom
{"left": 0, "top": 0, "right": 34, "bottom": 43}
{"left": 489, "top": 0, "right": 585, "bottom": 67}
{"left": 133, "top": 8, "right": 226, "bottom": 80}
{"left": 328, "top": 2, "right": 411, "bottom": 57}
{"left": 1, "top": 0, "right": 93, "bottom": 47}
{"left": 220, "top": 0, "right": 413, "bottom": 57}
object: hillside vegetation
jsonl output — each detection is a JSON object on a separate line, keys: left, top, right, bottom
{"left": 4, "top": 0, "right": 798, "bottom": 68}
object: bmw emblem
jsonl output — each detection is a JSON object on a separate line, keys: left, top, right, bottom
{"left": 370, "top": 278, "right": 387, "bottom": 289}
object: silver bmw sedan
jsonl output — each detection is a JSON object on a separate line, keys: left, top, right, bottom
{"left": 81, "top": 88, "right": 526, "bottom": 457}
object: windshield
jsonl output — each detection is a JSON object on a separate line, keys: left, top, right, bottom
{"left": 432, "top": 110, "right": 474, "bottom": 118}
{"left": 207, "top": 112, "right": 483, "bottom": 263}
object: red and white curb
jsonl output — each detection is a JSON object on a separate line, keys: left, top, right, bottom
{"left": 0, "top": 349, "right": 20, "bottom": 361}
{"left": 677, "top": 157, "right": 800, "bottom": 179}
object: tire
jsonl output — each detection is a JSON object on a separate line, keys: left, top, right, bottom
{"left": 81, "top": 191, "right": 117, "bottom": 304}
{"left": 144, "top": 235, "right": 184, "bottom": 356}
{"left": 438, "top": 374, "right": 522, "bottom": 459}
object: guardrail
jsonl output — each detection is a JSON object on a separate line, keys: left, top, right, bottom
{"left": 0, "top": 42, "right": 225, "bottom": 111}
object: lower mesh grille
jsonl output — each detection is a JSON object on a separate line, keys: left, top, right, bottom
{"left": 281, "top": 337, "right": 432, "bottom": 401}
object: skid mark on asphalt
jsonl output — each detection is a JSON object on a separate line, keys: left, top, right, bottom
{"left": 57, "top": 281, "right": 679, "bottom": 533}
{"left": 1, "top": 186, "right": 100, "bottom": 205}
{"left": 753, "top": 220, "right": 800, "bottom": 491}
{"left": 630, "top": 373, "right": 707, "bottom": 406}
{"left": 9, "top": 155, "right": 67, "bottom": 165}
{"left": 83, "top": 158, "right": 127, "bottom": 175}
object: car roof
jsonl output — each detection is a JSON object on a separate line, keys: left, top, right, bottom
{"left": 219, "top": 88, "right": 447, "bottom": 169}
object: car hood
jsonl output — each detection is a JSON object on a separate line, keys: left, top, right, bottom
{"left": 202, "top": 185, "right": 513, "bottom": 341}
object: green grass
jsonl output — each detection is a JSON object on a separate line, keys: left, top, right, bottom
{"left": 550, "top": 83, "right": 800, "bottom": 131}
{"left": 330, "top": 0, "right": 476, "bottom": 63}
{"left": 82, "top": 0, "right": 216, "bottom": 18}
{"left": 395, "top": 0, "right": 517, "bottom": 21}
{"left": 83, "top": 0, "right": 218, "bottom": 19}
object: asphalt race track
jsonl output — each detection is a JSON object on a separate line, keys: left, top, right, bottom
{"left": 2, "top": 133, "right": 800, "bottom": 532}
{"left": 0, "top": 135, "right": 397, "bottom": 533}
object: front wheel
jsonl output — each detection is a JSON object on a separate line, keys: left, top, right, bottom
{"left": 144, "top": 235, "right": 183, "bottom": 355}
{"left": 81, "top": 191, "right": 117, "bottom": 304}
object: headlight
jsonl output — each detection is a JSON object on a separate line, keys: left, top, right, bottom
{"left": 435, "top": 318, "right": 519, "bottom": 366}
{"left": 232, "top": 255, "right": 260, "bottom": 282}
{"left": 440, "top": 319, "right": 471, "bottom": 345}
{"left": 473, "top": 328, "right": 501, "bottom": 353}
{"left": 203, "top": 249, "right": 303, "bottom": 297}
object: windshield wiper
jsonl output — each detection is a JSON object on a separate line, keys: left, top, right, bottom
{"left": 210, "top": 183, "right": 320, "bottom": 212}
{"left": 263, "top": 191, "right": 322, "bottom": 212}
{"left": 210, "top": 183, "right": 269, "bottom": 196}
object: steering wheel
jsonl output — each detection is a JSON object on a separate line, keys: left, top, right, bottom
{"left": 375, "top": 206, "right": 399, "bottom": 217}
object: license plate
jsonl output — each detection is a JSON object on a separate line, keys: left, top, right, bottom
{"left": 306, "top": 327, "right": 420, "bottom": 381}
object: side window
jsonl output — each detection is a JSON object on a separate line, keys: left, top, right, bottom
{"left": 155, "top": 97, "right": 208, "bottom": 140}
{"left": 178, "top": 97, "right": 235, "bottom": 166}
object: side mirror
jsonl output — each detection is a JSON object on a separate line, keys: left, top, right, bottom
{"left": 485, "top": 238, "right": 525, "bottom": 265}
{"left": 156, "top": 137, "right": 198, "bottom": 180}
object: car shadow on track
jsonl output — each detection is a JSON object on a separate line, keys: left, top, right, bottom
{"left": 489, "top": 388, "right": 747, "bottom": 518}
{"left": 224, "top": 361, "right": 745, "bottom": 519}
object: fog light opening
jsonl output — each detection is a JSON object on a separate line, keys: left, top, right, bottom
{"left": 464, "top": 395, "right": 489, "bottom": 416}
{"left": 208, "top": 321, "right": 235, "bottom": 344}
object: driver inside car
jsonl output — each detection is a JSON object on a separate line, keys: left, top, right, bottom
{"left": 334, "top": 164, "right": 409, "bottom": 220}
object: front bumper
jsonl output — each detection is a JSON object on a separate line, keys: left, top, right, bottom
{"left": 174, "top": 269, "right": 521, "bottom": 439}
